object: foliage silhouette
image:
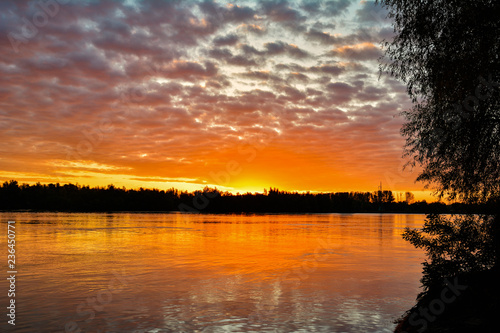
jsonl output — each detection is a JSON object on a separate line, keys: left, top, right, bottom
{"left": 1, "top": 180, "right": 493, "bottom": 214}
{"left": 403, "top": 214, "right": 495, "bottom": 297}
{"left": 379, "top": 0, "right": 500, "bottom": 330}
{"left": 379, "top": 0, "right": 500, "bottom": 271}
{"left": 380, "top": 0, "right": 500, "bottom": 202}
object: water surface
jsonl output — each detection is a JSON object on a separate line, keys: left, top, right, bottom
{"left": 0, "top": 212, "right": 425, "bottom": 332}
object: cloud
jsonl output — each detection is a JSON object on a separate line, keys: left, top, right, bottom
{"left": 275, "top": 62, "right": 345, "bottom": 76}
{"left": 261, "top": 0, "right": 306, "bottom": 22}
{"left": 300, "top": 0, "right": 323, "bottom": 13}
{"left": 238, "top": 41, "right": 310, "bottom": 61}
{"left": 327, "top": 81, "right": 360, "bottom": 95}
{"left": 164, "top": 60, "right": 218, "bottom": 79}
{"left": 301, "top": 0, "right": 352, "bottom": 16}
{"left": 208, "top": 48, "right": 259, "bottom": 67}
{"left": 355, "top": 85, "right": 388, "bottom": 102}
{"left": 355, "top": 1, "right": 389, "bottom": 23}
{"left": 287, "top": 72, "right": 310, "bottom": 83}
{"left": 213, "top": 34, "right": 239, "bottom": 46}
{"left": 238, "top": 23, "right": 266, "bottom": 35}
{"left": 279, "top": 85, "right": 307, "bottom": 101}
{"left": 286, "top": 43, "right": 310, "bottom": 58}
{"left": 208, "top": 48, "right": 233, "bottom": 59}
{"left": 226, "top": 55, "right": 259, "bottom": 67}
{"left": 274, "top": 63, "right": 307, "bottom": 72}
{"left": 241, "top": 43, "right": 264, "bottom": 56}
{"left": 305, "top": 28, "right": 339, "bottom": 44}
{"left": 329, "top": 42, "right": 383, "bottom": 61}
{"left": 308, "top": 64, "right": 345, "bottom": 75}
{"left": 238, "top": 70, "right": 282, "bottom": 82}
{"left": 323, "top": 0, "right": 352, "bottom": 16}
{"left": 264, "top": 41, "right": 288, "bottom": 55}
{"left": 260, "top": 0, "right": 307, "bottom": 31}
{"left": 199, "top": 1, "right": 256, "bottom": 24}
{"left": 264, "top": 41, "right": 310, "bottom": 58}
{"left": 0, "top": 0, "right": 417, "bottom": 194}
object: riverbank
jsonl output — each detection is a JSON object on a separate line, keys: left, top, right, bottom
{"left": 2, "top": 181, "right": 497, "bottom": 214}
{"left": 394, "top": 269, "right": 500, "bottom": 332}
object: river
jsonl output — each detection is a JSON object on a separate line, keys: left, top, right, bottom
{"left": 0, "top": 212, "right": 425, "bottom": 333}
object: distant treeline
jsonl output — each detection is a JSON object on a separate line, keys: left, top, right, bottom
{"left": 0, "top": 180, "right": 496, "bottom": 214}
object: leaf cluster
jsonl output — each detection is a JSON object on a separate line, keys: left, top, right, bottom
{"left": 403, "top": 214, "right": 495, "bottom": 297}
{"left": 379, "top": 0, "right": 500, "bottom": 202}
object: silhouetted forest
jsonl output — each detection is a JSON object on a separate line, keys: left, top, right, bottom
{"left": 0, "top": 180, "right": 495, "bottom": 214}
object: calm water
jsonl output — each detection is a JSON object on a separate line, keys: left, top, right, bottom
{"left": 0, "top": 212, "right": 425, "bottom": 333}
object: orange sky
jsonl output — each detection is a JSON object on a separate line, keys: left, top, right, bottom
{"left": 0, "top": 0, "right": 436, "bottom": 201}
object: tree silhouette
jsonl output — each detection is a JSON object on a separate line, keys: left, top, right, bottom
{"left": 405, "top": 192, "right": 414, "bottom": 204}
{"left": 380, "top": 0, "right": 500, "bottom": 202}
{"left": 380, "top": 0, "right": 500, "bottom": 330}
{"left": 379, "top": 0, "right": 500, "bottom": 268}
{"left": 1, "top": 180, "right": 474, "bottom": 214}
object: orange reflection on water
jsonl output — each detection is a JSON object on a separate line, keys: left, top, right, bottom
{"left": 1, "top": 212, "right": 425, "bottom": 332}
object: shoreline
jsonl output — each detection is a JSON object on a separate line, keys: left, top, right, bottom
{"left": 1, "top": 209, "right": 433, "bottom": 213}
{"left": 394, "top": 269, "right": 500, "bottom": 333}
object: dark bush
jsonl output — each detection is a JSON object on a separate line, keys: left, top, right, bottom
{"left": 403, "top": 214, "right": 495, "bottom": 297}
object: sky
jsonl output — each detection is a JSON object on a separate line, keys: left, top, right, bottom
{"left": 0, "top": 0, "right": 433, "bottom": 200}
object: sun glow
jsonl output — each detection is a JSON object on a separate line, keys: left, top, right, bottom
{"left": 0, "top": 0, "right": 437, "bottom": 204}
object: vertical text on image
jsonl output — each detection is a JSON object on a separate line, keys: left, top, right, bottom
{"left": 7, "top": 220, "right": 17, "bottom": 326}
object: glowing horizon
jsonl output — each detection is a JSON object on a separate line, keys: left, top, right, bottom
{"left": 0, "top": 0, "right": 436, "bottom": 203}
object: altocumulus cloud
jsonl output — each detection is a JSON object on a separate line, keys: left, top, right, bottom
{"left": 0, "top": 0, "right": 417, "bottom": 194}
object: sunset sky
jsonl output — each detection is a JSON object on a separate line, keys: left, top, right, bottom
{"left": 0, "top": 0, "right": 433, "bottom": 200}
